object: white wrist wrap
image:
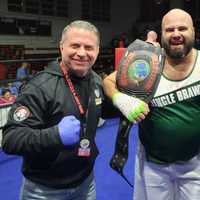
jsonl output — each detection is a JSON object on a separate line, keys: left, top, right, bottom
{"left": 112, "top": 92, "right": 145, "bottom": 122}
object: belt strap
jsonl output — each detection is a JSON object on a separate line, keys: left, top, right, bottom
{"left": 110, "top": 115, "right": 133, "bottom": 187}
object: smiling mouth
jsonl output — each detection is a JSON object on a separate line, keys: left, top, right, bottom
{"left": 72, "top": 60, "right": 86, "bottom": 65}
{"left": 170, "top": 38, "right": 184, "bottom": 45}
{"left": 171, "top": 43, "right": 183, "bottom": 46}
{"left": 73, "top": 58, "right": 88, "bottom": 62}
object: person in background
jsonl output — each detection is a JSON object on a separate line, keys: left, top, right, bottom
{"left": 145, "top": 30, "right": 160, "bottom": 47}
{"left": 0, "top": 88, "right": 16, "bottom": 147}
{"left": 2, "top": 20, "right": 119, "bottom": 200}
{"left": 0, "top": 88, "right": 16, "bottom": 105}
{"left": 5, "top": 82, "right": 18, "bottom": 96}
{"left": 16, "top": 62, "right": 30, "bottom": 80}
{"left": 15, "top": 62, "right": 30, "bottom": 91}
{"left": 103, "top": 8, "right": 200, "bottom": 200}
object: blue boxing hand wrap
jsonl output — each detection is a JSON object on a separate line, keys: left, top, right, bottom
{"left": 58, "top": 115, "right": 81, "bottom": 146}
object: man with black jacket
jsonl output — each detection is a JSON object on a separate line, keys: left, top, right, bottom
{"left": 2, "top": 20, "right": 118, "bottom": 200}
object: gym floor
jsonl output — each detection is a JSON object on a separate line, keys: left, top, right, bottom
{"left": 0, "top": 118, "right": 138, "bottom": 200}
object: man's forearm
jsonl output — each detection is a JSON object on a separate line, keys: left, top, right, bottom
{"left": 102, "top": 71, "right": 118, "bottom": 99}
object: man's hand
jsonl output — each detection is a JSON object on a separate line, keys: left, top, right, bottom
{"left": 112, "top": 92, "right": 150, "bottom": 123}
{"left": 58, "top": 115, "right": 80, "bottom": 146}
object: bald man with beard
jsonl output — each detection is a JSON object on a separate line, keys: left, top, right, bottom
{"left": 103, "top": 9, "right": 200, "bottom": 200}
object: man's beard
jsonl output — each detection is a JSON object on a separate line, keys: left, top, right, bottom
{"left": 161, "top": 37, "right": 194, "bottom": 59}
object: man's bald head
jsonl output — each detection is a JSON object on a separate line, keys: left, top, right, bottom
{"left": 161, "top": 9, "right": 195, "bottom": 59}
{"left": 162, "top": 9, "right": 193, "bottom": 30}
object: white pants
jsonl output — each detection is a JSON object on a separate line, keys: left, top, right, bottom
{"left": 133, "top": 142, "right": 200, "bottom": 200}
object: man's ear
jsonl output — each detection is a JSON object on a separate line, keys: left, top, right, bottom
{"left": 59, "top": 42, "right": 63, "bottom": 52}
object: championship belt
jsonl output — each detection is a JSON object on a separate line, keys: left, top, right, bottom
{"left": 110, "top": 39, "right": 165, "bottom": 187}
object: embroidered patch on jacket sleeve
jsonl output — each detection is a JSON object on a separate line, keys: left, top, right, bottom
{"left": 13, "top": 106, "right": 30, "bottom": 122}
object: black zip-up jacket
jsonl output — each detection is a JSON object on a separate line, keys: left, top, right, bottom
{"left": 2, "top": 60, "right": 118, "bottom": 188}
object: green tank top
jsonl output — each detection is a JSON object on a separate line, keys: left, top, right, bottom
{"left": 140, "top": 50, "right": 200, "bottom": 163}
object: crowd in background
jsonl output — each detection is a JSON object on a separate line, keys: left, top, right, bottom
{"left": 1, "top": 25, "right": 200, "bottom": 107}
{"left": 0, "top": 62, "right": 31, "bottom": 106}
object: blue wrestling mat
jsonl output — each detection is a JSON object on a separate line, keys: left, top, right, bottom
{"left": 0, "top": 118, "right": 138, "bottom": 200}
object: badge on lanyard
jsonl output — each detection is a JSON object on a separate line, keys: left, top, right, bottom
{"left": 78, "top": 138, "right": 91, "bottom": 157}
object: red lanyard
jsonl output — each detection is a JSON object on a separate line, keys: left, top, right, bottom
{"left": 60, "top": 61, "right": 85, "bottom": 115}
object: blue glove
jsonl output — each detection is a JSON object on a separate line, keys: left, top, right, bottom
{"left": 58, "top": 115, "right": 81, "bottom": 146}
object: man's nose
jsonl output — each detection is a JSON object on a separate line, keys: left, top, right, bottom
{"left": 172, "top": 29, "right": 182, "bottom": 38}
{"left": 77, "top": 47, "right": 86, "bottom": 57}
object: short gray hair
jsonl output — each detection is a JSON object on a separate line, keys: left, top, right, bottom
{"left": 60, "top": 20, "right": 100, "bottom": 45}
